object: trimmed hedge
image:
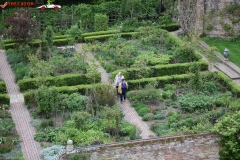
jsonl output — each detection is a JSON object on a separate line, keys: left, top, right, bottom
{"left": 158, "top": 23, "right": 181, "bottom": 32}
{"left": 18, "top": 73, "right": 101, "bottom": 92}
{"left": 23, "top": 83, "right": 107, "bottom": 104}
{"left": 128, "top": 72, "right": 205, "bottom": 90}
{"left": 4, "top": 38, "right": 74, "bottom": 49}
{"left": 0, "top": 81, "right": 7, "bottom": 94}
{"left": 0, "top": 94, "right": 10, "bottom": 105}
{"left": 111, "top": 60, "right": 208, "bottom": 80}
{"left": 217, "top": 71, "right": 240, "bottom": 97}
{"left": 81, "top": 30, "right": 120, "bottom": 38}
{"left": 84, "top": 32, "right": 138, "bottom": 42}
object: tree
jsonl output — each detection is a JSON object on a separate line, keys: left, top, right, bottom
{"left": 4, "top": 8, "right": 39, "bottom": 44}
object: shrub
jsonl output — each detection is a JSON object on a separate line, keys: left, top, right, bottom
{"left": 0, "top": 94, "right": 10, "bottom": 105}
{"left": 40, "top": 145, "right": 65, "bottom": 160}
{"left": 7, "top": 53, "right": 22, "bottom": 64}
{"left": 154, "top": 113, "right": 165, "bottom": 120}
{"left": 0, "top": 81, "right": 7, "bottom": 94}
{"left": 94, "top": 13, "right": 108, "bottom": 32}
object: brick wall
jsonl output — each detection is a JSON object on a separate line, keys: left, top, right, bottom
{"left": 57, "top": 133, "right": 220, "bottom": 160}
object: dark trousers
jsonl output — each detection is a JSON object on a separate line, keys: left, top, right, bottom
{"left": 116, "top": 86, "right": 119, "bottom": 95}
{"left": 120, "top": 88, "right": 127, "bottom": 102}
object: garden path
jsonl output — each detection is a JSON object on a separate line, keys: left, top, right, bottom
{"left": 0, "top": 50, "right": 42, "bottom": 159}
{"left": 75, "top": 43, "right": 156, "bottom": 139}
{"left": 170, "top": 30, "right": 240, "bottom": 85}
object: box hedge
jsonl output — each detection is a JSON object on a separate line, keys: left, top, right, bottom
{"left": 4, "top": 38, "right": 73, "bottom": 49}
{"left": 23, "top": 83, "right": 107, "bottom": 104}
{"left": 0, "top": 94, "right": 10, "bottom": 105}
{"left": 81, "top": 30, "right": 120, "bottom": 38}
{"left": 84, "top": 32, "right": 138, "bottom": 42}
{"left": 217, "top": 71, "right": 240, "bottom": 97}
{"left": 18, "top": 73, "right": 101, "bottom": 92}
{"left": 111, "top": 60, "right": 208, "bottom": 80}
{"left": 158, "top": 23, "right": 181, "bottom": 32}
{"left": 0, "top": 81, "right": 7, "bottom": 94}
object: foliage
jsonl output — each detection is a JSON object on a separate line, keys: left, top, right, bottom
{"left": 66, "top": 25, "right": 83, "bottom": 40}
{"left": 35, "top": 86, "right": 59, "bottom": 118}
{"left": 94, "top": 14, "right": 109, "bottom": 32}
{"left": 189, "top": 63, "right": 202, "bottom": 93}
{"left": 172, "top": 43, "right": 196, "bottom": 63}
{"left": 212, "top": 111, "right": 240, "bottom": 160}
{"left": 44, "top": 26, "right": 55, "bottom": 48}
{"left": 58, "top": 93, "right": 87, "bottom": 113}
{"left": 40, "top": 145, "right": 65, "bottom": 160}
{"left": 4, "top": 8, "right": 39, "bottom": 44}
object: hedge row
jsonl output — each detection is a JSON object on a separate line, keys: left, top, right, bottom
{"left": 18, "top": 73, "right": 101, "bottom": 92}
{"left": 0, "top": 81, "right": 7, "bottom": 94}
{"left": 23, "top": 83, "right": 107, "bottom": 105}
{"left": 3, "top": 35, "right": 72, "bottom": 45}
{"left": 4, "top": 38, "right": 74, "bottom": 49}
{"left": 81, "top": 30, "right": 120, "bottom": 38}
{"left": 111, "top": 60, "right": 208, "bottom": 80}
{"left": 127, "top": 71, "right": 215, "bottom": 90}
{"left": 158, "top": 23, "right": 181, "bottom": 32}
{"left": 84, "top": 32, "right": 138, "bottom": 42}
{"left": 0, "top": 94, "right": 10, "bottom": 105}
{"left": 217, "top": 71, "right": 240, "bottom": 97}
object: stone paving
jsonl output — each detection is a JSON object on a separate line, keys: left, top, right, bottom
{"left": 75, "top": 43, "right": 156, "bottom": 139}
{"left": 0, "top": 50, "right": 42, "bottom": 160}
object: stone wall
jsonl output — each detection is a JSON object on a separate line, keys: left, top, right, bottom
{"left": 179, "top": 0, "right": 240, "bottom": 36}
{"left": 57, "top": 133, "right": 220, "bottom": 160}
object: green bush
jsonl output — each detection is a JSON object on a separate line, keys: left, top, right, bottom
{"left": 18, "top": 73, "right": 101, "bottom": 92}
{"left": 0, "top": 94, "right": 10, "bottom": 105}
{"left": 94, "top": 13, "right": 108, "bottom": 32}
{"left": 0, "top": 82, "right": 7, "bottom": 94}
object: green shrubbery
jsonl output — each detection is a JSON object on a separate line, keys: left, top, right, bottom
{"left": 18, "top": 72, "right": 101, "bottom": 92}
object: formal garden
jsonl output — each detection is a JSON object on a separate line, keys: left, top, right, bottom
{"left": 0, "top": 0, "right": 240, "bottom": 160}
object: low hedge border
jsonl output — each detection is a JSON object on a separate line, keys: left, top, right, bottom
{"left": 84, "top": 32, "right": 138, "bottom": 42}
{"left": 0, "top": 81, "right": 7, "bottom": 94}
{"left": 217, "top": 71, "right": 240, "bottom": 97}
{"left": 81, "top": 30, "right": 120, "bottom": 38}
{"left": 127, "top": 71, "right": 214, "bottom": 90}
{"left": 18, "top": 73, "right": 101, "bottom": 92}
{"left": 111, "top": 60, "right": 208, "bottom": 80}
{"left": 0, "top": 94, "right": 10, "bottom": 105}
{"left": 23, "top": 83, "right": 107, "bottom": 105}
{"left": 158, "top": 23, "right": 181, "bottom": 32}
{"left": 4, "top": 38, "right": 74, "bottom": 49}
{"left": 3, "top": 35, "right": 72, "bottom": 45}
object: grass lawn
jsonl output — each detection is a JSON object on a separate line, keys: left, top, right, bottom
{"left": 203, "top": 38, "right": 240, "bottom": 67}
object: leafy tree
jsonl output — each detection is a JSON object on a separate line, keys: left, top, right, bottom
{"left": 4, "top": 8, "right": 39, "bottom": 44}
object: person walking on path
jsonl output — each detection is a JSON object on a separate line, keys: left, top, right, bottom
{"left": 114, "top": 72, "right": 124, "bottom": 95}
{"left": 118, "top": 78, "right": 128, "bottom": 103}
